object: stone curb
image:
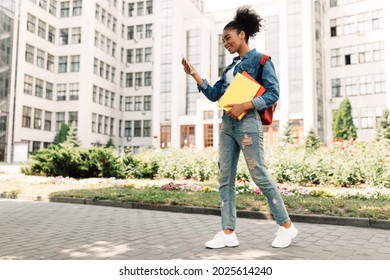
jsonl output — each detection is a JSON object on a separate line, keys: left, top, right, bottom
{"left": 49, "top": 196, "right": 390, "bottom": 230}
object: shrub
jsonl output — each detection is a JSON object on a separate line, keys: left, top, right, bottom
{"left": 23, "top": 146, "right": 124, "bottom": 178}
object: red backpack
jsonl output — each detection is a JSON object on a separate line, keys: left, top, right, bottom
{"left": 256, "top": 55, "right": 277, "bottom": 125}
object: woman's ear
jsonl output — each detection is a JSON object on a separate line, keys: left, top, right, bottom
{"left": 239, "top": 30, "right": 246, "bottom": 41}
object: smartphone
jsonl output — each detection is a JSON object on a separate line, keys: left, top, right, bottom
{"left": 181, "top": 54, "right": 192, "bottom": 71}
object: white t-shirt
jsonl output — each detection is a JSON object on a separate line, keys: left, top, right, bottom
{"left": 225, "top": 59, "right": 241, "bottom": 84}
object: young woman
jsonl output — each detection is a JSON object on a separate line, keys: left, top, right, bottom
{"left": 182, "top": 6, "right": 298, "bottom": 249}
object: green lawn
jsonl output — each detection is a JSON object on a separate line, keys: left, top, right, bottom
{"left": 50, "top": 186, "right": 390, "bottom": 220}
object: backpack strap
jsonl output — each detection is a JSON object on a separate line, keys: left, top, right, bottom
{"left": 256, "top": 54, "right": 271, "bottom": 84}
{"left": 256, "top": 54, "right": 270, "bottom": 82}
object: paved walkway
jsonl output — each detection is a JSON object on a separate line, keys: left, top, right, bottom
{"left": 0, "top": 199, "right": 389, "bottom": 260}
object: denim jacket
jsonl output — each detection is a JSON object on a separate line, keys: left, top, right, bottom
{"left": 197, "top": 48, "right": 279, "bottom": 112}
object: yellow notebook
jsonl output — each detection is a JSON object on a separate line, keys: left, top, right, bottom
{"left": 218, "top": 72, "right": 261, "bottom": 120}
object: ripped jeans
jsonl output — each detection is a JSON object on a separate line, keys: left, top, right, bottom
{"left": 218, "top": 110, "right": 290, "bottom": 230}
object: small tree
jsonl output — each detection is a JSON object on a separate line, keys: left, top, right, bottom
{"left": 332, "top": 98, "right": 357, "bottom": 140}
{"left": 305, "top": 128, "right": 321, "bottom": 152}
{"left": 105, "top": 137, "right": 115, "bottom": 148}
{"left": 53, "top": 123, "right": 69, "bottom": 145}
{"left": 377, "top": 108, "right": 390, "bottom": 141}
{"left": 62, "top": 121, "right": 81, "bottom": 148}
{"left": 281, "top": 120, "right": 294, "bottom": 145}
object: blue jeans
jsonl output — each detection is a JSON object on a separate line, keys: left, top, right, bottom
{"left": 218, "top": 110, "right": 290, "bottom": 230}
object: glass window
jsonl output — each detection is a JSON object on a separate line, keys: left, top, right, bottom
{"left": 35, "top": 78, "right": 44, "bottom": 97}
{"left": 98, "top": 88, "right": 103, "bottom": 104}
{"left": 374, "top": 73, "right": 385, "bottom": 94}
{"left": 112, "top": 42, "right": 116, "bottom": 57}
{"left": 127, "top": 49, "right": 133, "bottom": 63}
{"left": 57, "top": 84, "right": 66, "bottom": 100}
{"left": 144, "top": 96, "right": 152, "bottom": 111}
{"left": 71, "top": 27, "right": 81, "bottom": 44}
{"left": 128, "top": 3, "right": 134, "bottom": 17}
{"left": 127, "top": 26, "right": 134, "bottom": 40}
{"left": 38, "top": 20, "right": 46, "bottom": 38}
{"left": 27, "top": 14, "right": 36, "bottom": 33}
{"left": 126, "top": 73, "right": 133, "bottom": 87}
{"left": 60, "top": 1, "right": 70, "bottom": 17}
{"left": 203, "top": 110, "right": 213, "bottom": 120}
{"left": 135, "top": 72, "right": 142, "bottom": 87}
{"left": 134, "top": 120, "right": 142, "bottom": 137}
{"left": 48, "top": 25, "right": 55, "bottom": 43}
{"left": 25, "top": 44, "right": 34, "bottom": 64}
{"left": 103, "top": 116, "right": 108, "bottom": 134}
{"left": 32, "top": 141, "right": 41, "bottom": 152}
{"left": 34, "top": 109, "right": 42, "bottom": 129}
{"left": 145, "top": 24, "right": 153, "bottom": 38}
{"left": 137, "top": 1, "right": 143, "bottom": 16}
{"left": 69, "top": 112, "right": 78, "bottom": 126}
{"left": 69, "top": 83, "right": 79, "bottom": 100}
{"left": 92, "top": 113, "right": 96, "bottom": 132}
{"left": 136, "top": 25, "right": 143, "bottom": 39}
{"left": 105, "top": 90, "right": 109, "bottom": 106}
{"left": 146, "top": 0, "right": 153, "bottom": 14}
{"left": 24, "top": 75, "right": 33, "bottom": 95}
{"left": 111, "top": 92, "right": 115, "bottom": 108}
{"left": 143, "top": 120, "right": 151, "bottom": 137}
{"left": 125, "top": 96, "right": 133, "bottom": 111}
{"left": 373, "top": 41, "right": 384, "bottom": 61}
{"left": 101, "top": 9, "right": 106, "bottom": 25}
{"left": 144, "top": 71, "right": 152, "bottom": 86}
{"left": 44, "top": 111, "right": 52, "bottom": 131}
{"left": 49, "top": 0, "right": 57, "bottom": 16}
{"left": 98, "top": 115, "right": 102, "bottom": 133}
{"left": 93, "top": 85, "right": 97, "bottom": 102}
{"left": 56, "top": 112, "right": 65, "bottom": 131}
{"left": 46, "top": 82, "right": 53, "bottom": 100}
{"left": 136, "top": 48, "right": 143, "bottom": 63}
{"left": 359, "top": 75, "right": 372, "bottom": 95}
{"left": 93, "top": 58, "right": 98, "bottom": 74}
{"left": 39, "top": 0, "right": 47, "bottom": 10}
{"left": 70, "top": 55, "right": 80, "bottom": 72}
{"left": 22, "top": 106, "right": 32, "bottom": 128}
{"left": 372, "top": 9, "right": 383, "bottom": 30}
{"left": 95, "top": 4, "right": 100, "bottom": 20}
{"left": 36, "top": 49, "right": 45, "bottom": 68}
{"left": 332, "top": 79, "right": 342, "bottom": 97}
{"left": 58, "top": 56, "right": 68, "bottom": 73}
{"left": 124, "top": 121, "right": 132, "bottom": 137}
{"left": 134, "top": 96, "right": 142, "bottom": 111}
{"left": 145, "top": 47, "right": 152, "bottom": 62}
{"left": 111, "top": 67, "right": 116, "bottom": 83}
{"left": 59, "top": 28, "right": 68, "bottom": 45}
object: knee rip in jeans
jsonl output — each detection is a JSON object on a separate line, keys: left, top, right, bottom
{"left": 242, "top": 134, "right": 252, "bottom": 149}
{"left": 247, "top": 157, "right": 255, "bottom": 170}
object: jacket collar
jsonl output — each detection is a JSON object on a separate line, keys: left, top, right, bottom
{"left": 232, "top": 48, "right": 257, "bottom": 63}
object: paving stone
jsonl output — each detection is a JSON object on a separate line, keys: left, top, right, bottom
{"left": 0, "top": 200, "right": 389, "bottom": 260}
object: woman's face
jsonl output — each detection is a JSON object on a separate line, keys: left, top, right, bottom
{"left": 222, "top": 28, "right": 245, "bottom": 54}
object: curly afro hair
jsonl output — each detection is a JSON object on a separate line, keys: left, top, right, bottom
{"left": 224, "top": 6, "right": 263, "bottom": 42}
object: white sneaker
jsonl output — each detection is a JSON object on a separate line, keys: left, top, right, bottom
{"left": 205, "top": 231, "right": 240, "bottom": 249}
{"left": 272, "top": 223, "right": 298, "bottom": 248}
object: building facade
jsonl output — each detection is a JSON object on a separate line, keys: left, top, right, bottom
{"left": 1, "top": 0, "right": 389, "bottom": 163}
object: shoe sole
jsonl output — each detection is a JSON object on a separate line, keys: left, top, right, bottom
{"left": 205, "top": 242, "right": 240, "bottom": 249}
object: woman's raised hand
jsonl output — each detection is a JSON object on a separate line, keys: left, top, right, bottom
{"left": 181, "top": 57, "right": 196, "bottom": 76}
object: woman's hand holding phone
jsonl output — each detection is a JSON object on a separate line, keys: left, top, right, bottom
{"left": 181, "top": 56, "right": 196, "bottom": 76}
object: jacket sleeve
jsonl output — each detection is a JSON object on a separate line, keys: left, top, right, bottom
{"left": 251, "top": 59, "right": 280, "bottom": 112}
{"left": 197, "top": 77, "right": 225, "bottom": 102}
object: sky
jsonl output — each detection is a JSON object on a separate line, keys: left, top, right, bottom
{"left": 204, "top": 0, "right": 255, "bottom": 12}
